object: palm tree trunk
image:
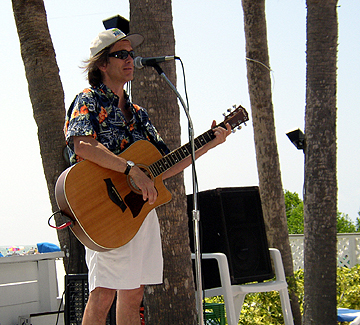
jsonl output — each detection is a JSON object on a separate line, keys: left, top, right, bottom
{"left": 241, "top": 0, "right": 302, "bottom": 323}
{"left": 11, "top": 0, "right": 86, "bottom": 274}
{"left": 303, "top": 1, "right": 338, "bottom": 324}
{"left": 130, "top": 0, "right": 197, "bottom": 324}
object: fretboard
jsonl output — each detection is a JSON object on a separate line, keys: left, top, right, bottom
{"left": 149, "top": 122, "right": 226, "bottom": 177}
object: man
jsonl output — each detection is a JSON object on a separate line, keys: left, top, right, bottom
{"left": 65, "top": 28, "right": 231, "bottom": 325}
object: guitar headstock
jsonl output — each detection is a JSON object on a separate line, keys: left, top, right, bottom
{"left": 222, "top": 105, "right": 249, "bottom": 131}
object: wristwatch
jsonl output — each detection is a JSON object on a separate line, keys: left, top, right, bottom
{"left": 124, "top": 160, "right": 135, "bottom": 175}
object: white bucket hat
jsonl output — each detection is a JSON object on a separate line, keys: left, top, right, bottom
{"left": 90, "top": 28, "right": 144, "bottom": 58}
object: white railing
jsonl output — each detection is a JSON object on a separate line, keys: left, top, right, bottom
{"left": 289, "top": 233, "right": 360, "bottom": 270}
{"left": 0, "top": 251, "right": 64, "bottom": 325}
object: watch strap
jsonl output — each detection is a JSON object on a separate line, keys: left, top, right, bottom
{"left": 124, "top": 161, "right": 134, "bottom": 175}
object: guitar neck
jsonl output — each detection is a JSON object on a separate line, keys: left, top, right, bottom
{"left": 149, "top": 122, "right": 226, "bottom": 177}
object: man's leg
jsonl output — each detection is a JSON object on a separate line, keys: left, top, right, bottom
{"left": 82, "top": 287, "right": 116, "bottom": 325}
{"left": 116, "top": 286, "right": 144, "bottom": 325}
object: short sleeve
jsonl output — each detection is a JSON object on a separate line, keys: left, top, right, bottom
{"left": 65, "top": 90, "right": 99, "bottom": 146}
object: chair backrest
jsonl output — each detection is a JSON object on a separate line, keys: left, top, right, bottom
{"left": 269, "top": 248, "right": 286, "bottom": 281}
{"left": 192, "top": 252, "right": 238, "bottom": 325}
{"left": 192, "top": 248, "right": 289, "bottom": 325}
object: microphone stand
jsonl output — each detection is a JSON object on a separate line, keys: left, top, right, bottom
{"left": 151, "top": 63, "right": 204, "bottom": 325}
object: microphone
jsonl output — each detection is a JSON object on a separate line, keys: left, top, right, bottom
{"left": 134, "top": 55, "right": 175, "bottom": 69}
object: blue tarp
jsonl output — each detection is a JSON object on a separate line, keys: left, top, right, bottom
{"left": 37, "top": 242, "right": 61, "bottom": 253}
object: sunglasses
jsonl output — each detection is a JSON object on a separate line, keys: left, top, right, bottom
{"left": 108, "top": 50, "right": 135, "bottom": 60}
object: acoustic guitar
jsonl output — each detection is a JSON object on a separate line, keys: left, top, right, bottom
{"left": 55, "top": 105, "right": 249, "bottom": 251}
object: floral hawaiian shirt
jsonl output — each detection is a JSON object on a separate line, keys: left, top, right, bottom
{"left": 64, "top": 83, "right": 170, "bottom": 165}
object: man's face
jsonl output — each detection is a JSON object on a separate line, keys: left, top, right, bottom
{"left": 102, "top": 39, "right": 135, "bottom": 85}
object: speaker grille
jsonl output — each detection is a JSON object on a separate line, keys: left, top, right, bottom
{"left": 188, "top": 187, "right": 274, "bottom": 288}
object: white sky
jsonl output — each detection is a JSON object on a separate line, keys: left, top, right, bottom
{"left": 0, "top": 0, "right": 359, "bottom": 246}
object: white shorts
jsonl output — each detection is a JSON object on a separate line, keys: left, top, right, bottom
{"left": 85, "top": 209, "right": 163, "bottom": 292}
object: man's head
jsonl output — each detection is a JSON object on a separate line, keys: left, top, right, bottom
{"left": 85, "top": 28, "right": 144, "bottom": 87}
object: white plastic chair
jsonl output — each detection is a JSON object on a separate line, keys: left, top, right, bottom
{"left": 192, "top": 248, "right": 294, "bottom": 325}
{"left": 351, "top": 315, "right": 360, "bottom": 325}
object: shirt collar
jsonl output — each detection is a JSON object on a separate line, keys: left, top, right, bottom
{"left": 98, "top": 83, "right": 131, "bottom": 109}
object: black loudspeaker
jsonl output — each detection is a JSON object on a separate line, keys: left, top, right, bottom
{"left": 64, "top": 274, "right": 116, "bottom": 325}
{"left": 187, "top": 186, "right": 274, "bottom": 289}
{"left": 102, "top": 15, "right": 130, "bottom": 34}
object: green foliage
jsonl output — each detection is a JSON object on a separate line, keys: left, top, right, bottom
{"left": 205, "top": 266, "right": 360, "bottom": 324}
{"left": 284, "top": 190, "right": 359, "bottom": 234}
{"left": 284, "top": 190, "right": 304, "bottom": 234}
{"left": 356, "top": 214, "right": 360, "bottom": 232}
{"left": 337, "top": 212, "right": 357, "bottom": 233}
{"left": 337, "top": 265, "right": 360, "bottom": 309}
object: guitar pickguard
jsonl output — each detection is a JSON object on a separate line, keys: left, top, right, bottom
{"left": 105, "top": 177, "right": 146, "bottom": 218}
{"left": 104, "top": 178, "right": 127, "bottom": 212}
{"left": 124, "top": 191, "right": 147, "bottom": 218}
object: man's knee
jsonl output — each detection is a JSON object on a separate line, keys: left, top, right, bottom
{"left": 89, "top": 287, "right": 116, "bottom": 310}
{"left": 82, "top": 287, "right": 116, "bottom": 324}
{"left": 117, "top": 286, "right": 144, "bottom": 309}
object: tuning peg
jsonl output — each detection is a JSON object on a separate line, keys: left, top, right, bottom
{"left": 222, "top": 113, "right": 226, "bottom": 117}
{"left": 237, "top": 126, "right": 242, "bottom": 130}
{"left": 232, "top": 104, "right": 237, "bottom": 109}
{"left": 231, "top": 129, "right": 236, "bottom": 134}
{"left": 227, "top": 108, "right": 232, "bottom": 113}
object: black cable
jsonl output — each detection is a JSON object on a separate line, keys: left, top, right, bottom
{"left": 54, "top": 224, "right": 72, "bottom": 324}
{"left": 176, "top": 56, "right": 207, "bottom": 321}
{"left": 55, "top": 290, "right": 65, "bottom": 325}
{"left": 176, "top": 57, "right": 199, "bottom": 190}
{"left": 48, "top": 210, "right": 72, "bottom": 230}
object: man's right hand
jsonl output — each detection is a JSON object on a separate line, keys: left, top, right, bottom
{"left": 128, "top": 166, "right": 158, "bottom": 205}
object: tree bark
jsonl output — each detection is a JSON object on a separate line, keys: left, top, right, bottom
{"left": 130, "top": 0, "right": 197, "bottom": 324}
{"left": 303, "top": 1, "right": 338, "bottom": 324}
{"left": 241, "top": 0, "right": 302, "bottom": 323}
{"left": 11, "top": 0, "right": 86, "bottom": 274}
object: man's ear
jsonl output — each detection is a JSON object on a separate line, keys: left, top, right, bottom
{"left": 97, "top": 61, "right": 108, "bottom": 72}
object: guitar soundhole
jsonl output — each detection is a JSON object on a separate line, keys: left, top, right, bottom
{"left": 127, "top": 165, "right": 153, "bottom": 194}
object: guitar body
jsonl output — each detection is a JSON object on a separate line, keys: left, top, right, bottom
{"left": 55, "top": 140, "right": 172, "bottom": 252}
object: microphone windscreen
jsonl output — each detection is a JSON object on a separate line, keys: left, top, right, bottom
{"left": 134, "top": 56, "right": 144, "bottom": 69}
